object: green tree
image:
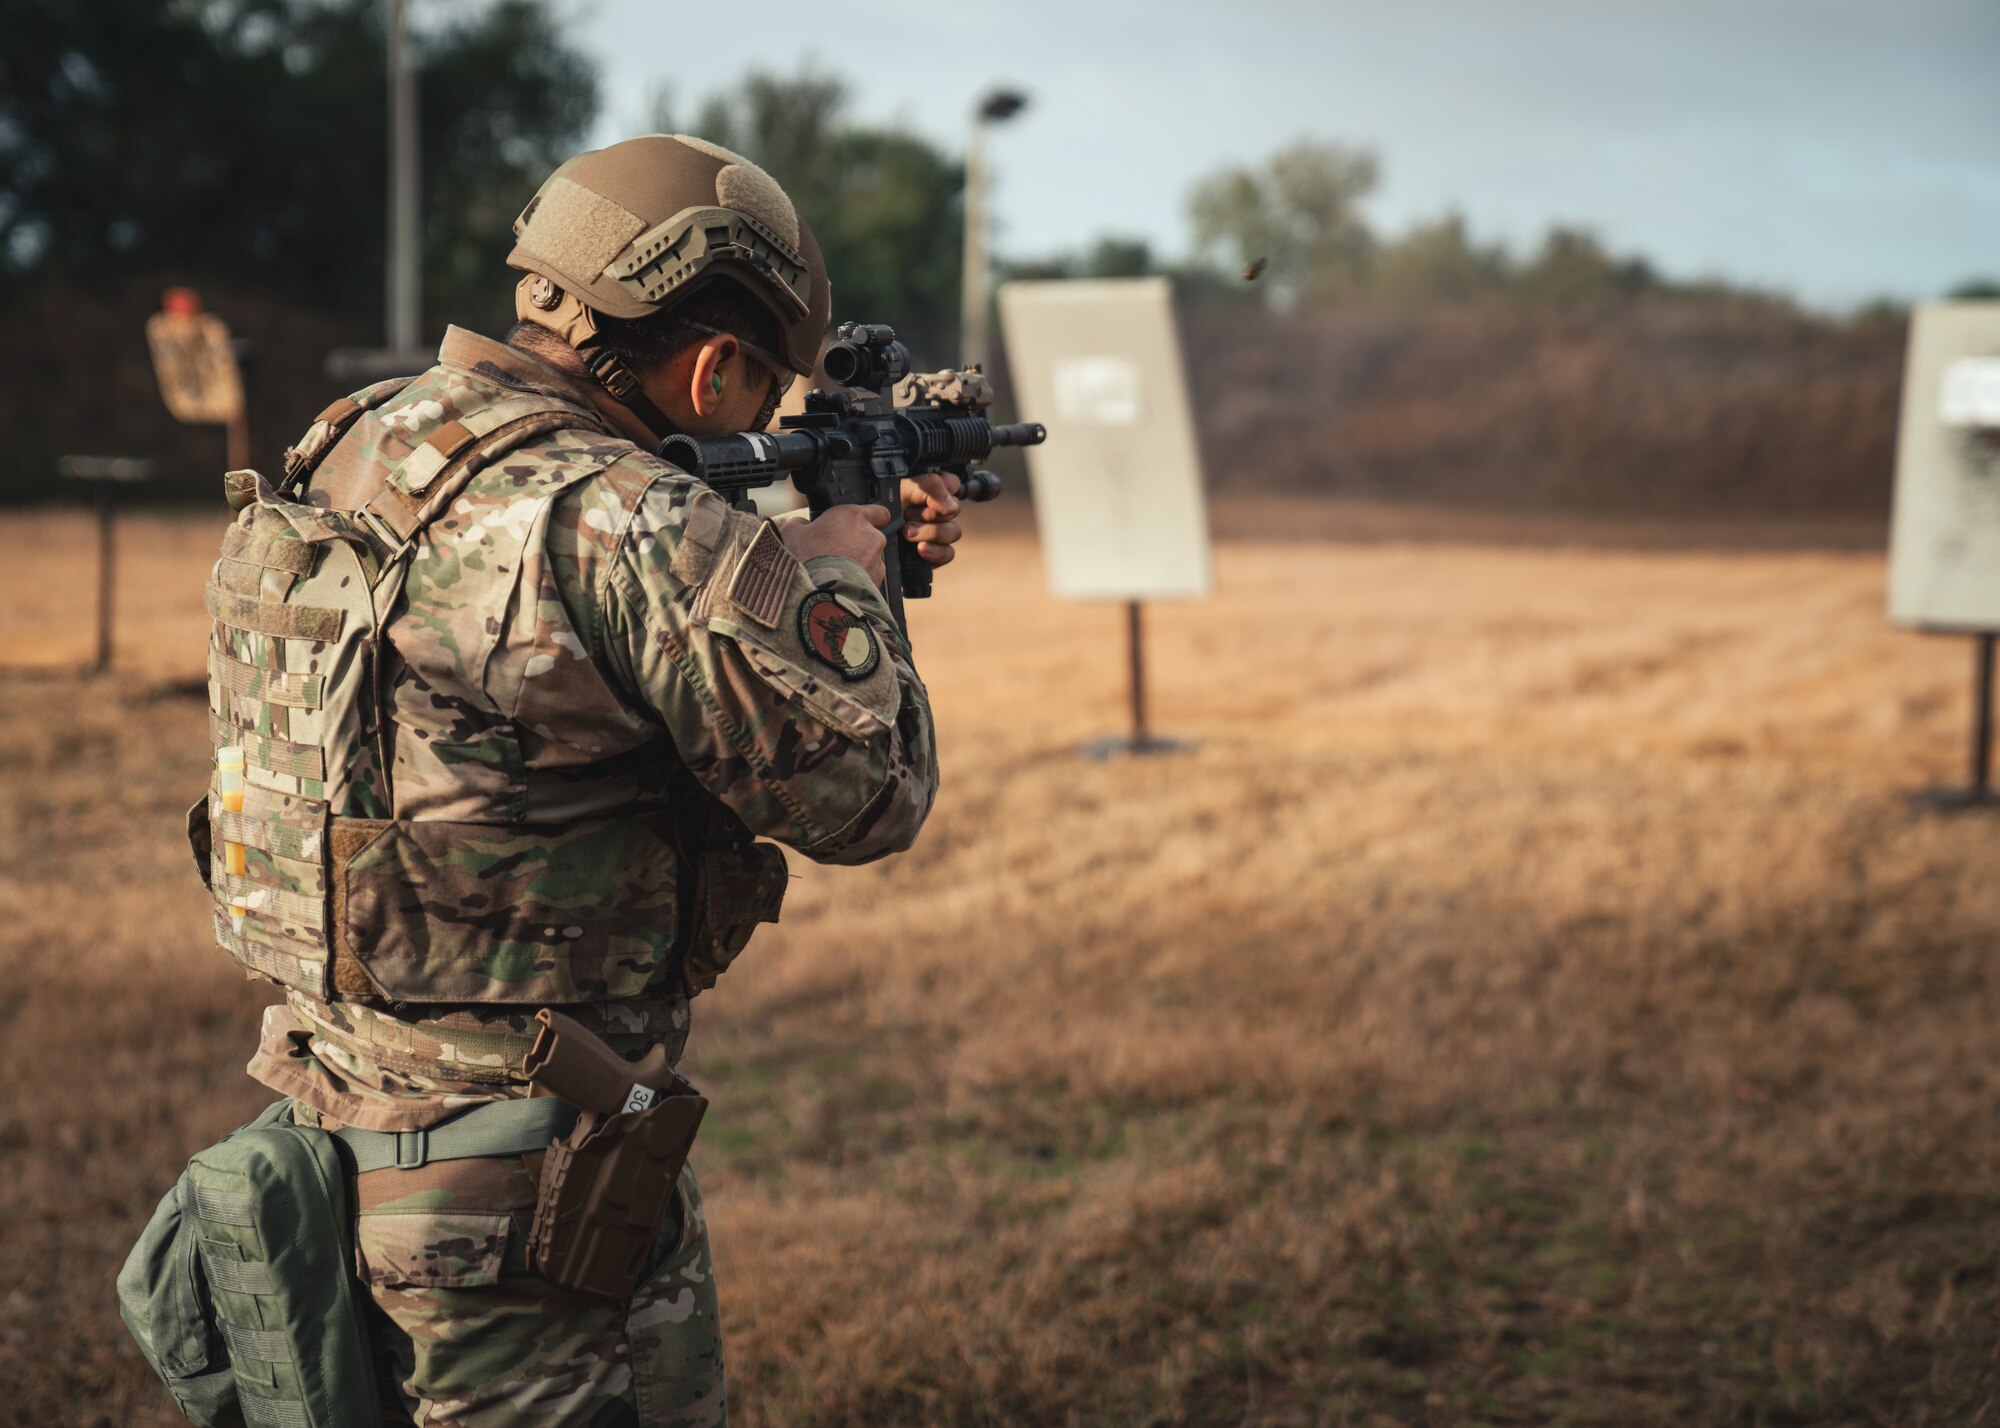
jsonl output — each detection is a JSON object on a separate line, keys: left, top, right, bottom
{"left": 414, "top": 1, "right": 600, "bottom": 332}
{"left": 1371, "top": 212, "right": 1510, "bottom": 304}
{"left": 1188, "top": 139, "right": 1379, "bottom": 303}
{"left": 1001, "top": 234, "right": 1154, "bottom": 283}
{"left": 1182, "top": 138, "right": 1799, "bottom": 313}
{"left": 659, "top": 70, "right": 965, "bottom": 362}
{"left": 0, "top": 0, "right": 596, "bottom": 332}
{"left": 1514, "top": 226, "right": 1660, "bottom": 308}
{"left": 1076, "top": 235, "right": 1154, "bottom": 278}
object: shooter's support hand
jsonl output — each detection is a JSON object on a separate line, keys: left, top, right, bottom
{"left": 901, "top": 472, "right": 964, "bottom": 568}
{"left": 779, "top": 503, "right": 890, "bottom": 585}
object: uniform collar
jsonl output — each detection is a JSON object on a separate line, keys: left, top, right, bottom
{"left": 435, "top": 325, "right": 664, "bottom": 449}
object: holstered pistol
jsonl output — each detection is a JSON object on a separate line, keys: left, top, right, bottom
{"left": 522, "top": 1009, "right": 707, "bottom": 1301}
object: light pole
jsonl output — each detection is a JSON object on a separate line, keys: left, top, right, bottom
{"left": 329, "top": 0, "right": 428, "bottom": 382}
{"left": 960, "top": 88, "right": 1027, "bottom": 370}
{"left": 386, "top": 0, "right": 422, "bottom": 353}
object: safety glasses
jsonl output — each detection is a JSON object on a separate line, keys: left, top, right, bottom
{"left": 676, "top": 319, "right": 797, "bottom": 401}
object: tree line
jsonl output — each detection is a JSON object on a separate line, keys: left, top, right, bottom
{"left": 7, "top": 1, "right": 1912, "bottom": 354}
{"left": 0, "top": 0, "right": 1965, "bottom": 507}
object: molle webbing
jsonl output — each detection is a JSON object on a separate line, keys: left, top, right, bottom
{"left": 216, "top": 872, "right": 325, "bottom": 930}
{"left": 220, "top": 1322, "right": 292, "bottom": 1364}
{"left": 209, "top": 649, "right": 324, "bottom": 710}
{"left": 240, "top": 1394, "right": 308, "bottom": 1428}
{"left": 210, "top": 718, "right": 326, "bottom": 781}
{"left": 221, "top": 525, "right": 318, "bottom": 574}
{"left": 204, "top": 586, "right": 343, "bottom": 643}
{"left": 200, "top": 493, "right": 363, "bottom": 998}
{"left": 212, "top": 806, "right": 324, "bottom": 862}
{"left": 186, "top": 1182, "right": 258, "bottom": 1226}
{"left": 216, "top": 912, "right": 325, "bottom": 992}
{"left": 200, "top": 1255, "right": 278, "bottom": 1296}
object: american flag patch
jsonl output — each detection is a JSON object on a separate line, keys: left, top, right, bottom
{"left": 727, "top": 520, "right": 796, "bottom": 629}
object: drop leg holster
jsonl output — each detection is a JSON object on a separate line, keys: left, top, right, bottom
{"left": 521, "top": 1008, "right": 708, "bottom": 1301}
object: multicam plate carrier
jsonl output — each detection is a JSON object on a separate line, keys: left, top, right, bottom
{"left": 190, "top": 378, "right": 650, "bottom": 1004}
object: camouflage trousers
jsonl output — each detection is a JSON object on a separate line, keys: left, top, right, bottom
{"left": 353, "top": 1149, "right": 725, "bottom": 1427}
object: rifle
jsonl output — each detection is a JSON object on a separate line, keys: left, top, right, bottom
{"left": 657, "top": 322, "right": 1046, "bottom": 636}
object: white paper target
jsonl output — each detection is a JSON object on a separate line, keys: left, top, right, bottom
{"left": 1052, "top": 356, "right": 1144, "bottom": 425}
{"left": 1888, "top": 302, "right": 2000, "bottom": 631}
{"left": 998, "top": 278, "right": 1212, "bottom": 602}
{"left": 1940, "top": 358, "right": 2000, "bottom": 428}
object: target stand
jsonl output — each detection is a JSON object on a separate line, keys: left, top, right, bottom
{"left": 1077, "top": 601, "right": 1195, "bottom": 760}
{"left": 1910, "top": 630, "right": 2000, "bottom": 811}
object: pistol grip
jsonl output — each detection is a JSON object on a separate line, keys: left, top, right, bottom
{"left": 526, "top": 1009, "right": 673, "bottom": 1116}
{"left": 900, "top": 537, "right": 933, "bottom": 600}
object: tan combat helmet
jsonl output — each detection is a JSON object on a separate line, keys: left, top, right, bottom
{"left": 507, "top": 133, "right": 831, "bottom": 413}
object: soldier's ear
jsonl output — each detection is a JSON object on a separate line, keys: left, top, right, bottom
{"left": 688, "top": 336, "right": 738, "bottom": 417}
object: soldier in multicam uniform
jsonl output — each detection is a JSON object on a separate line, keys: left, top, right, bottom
{"left": 201, "top": 135, "right": 966, "bottom": 1424}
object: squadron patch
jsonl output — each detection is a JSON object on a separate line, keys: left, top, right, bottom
{"left": 798, "top": 590, "right": 880, "bottom": 681}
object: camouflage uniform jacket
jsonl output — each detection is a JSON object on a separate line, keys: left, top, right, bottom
{"left": 248, "top": 326, "right": 937, "bottom": 1129}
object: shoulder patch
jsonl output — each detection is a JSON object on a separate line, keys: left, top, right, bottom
{"left": 726, "top": 521, "right": 799, "bottom": 629}
{"left": 798, "top": 590, "right": 881, "bottom": 681}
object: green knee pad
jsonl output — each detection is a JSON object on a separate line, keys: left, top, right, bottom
{"left": 117, "top": 1100, "right": 381, "bottom": 1428}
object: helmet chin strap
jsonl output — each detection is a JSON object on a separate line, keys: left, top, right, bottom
{"left": 516, "top": 276, "right": 679, "bottom": 445}
{"left": 578, "top": 346, "right": 679, "bottom": 445}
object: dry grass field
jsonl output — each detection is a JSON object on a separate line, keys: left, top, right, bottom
{"left": 4, "top": 506, "right": 1999, "bottom": 1427}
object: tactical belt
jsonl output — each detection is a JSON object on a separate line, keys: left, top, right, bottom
{"left": 332, "top": 1096, "right": 580, "bottom": 1173}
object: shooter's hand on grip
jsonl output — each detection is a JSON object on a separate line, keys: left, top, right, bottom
{"left": 901, "top": 472, "right": 964, "bottom": 568}
{"left": 778, "top": 502, "right": 890, "bottom": 586}
{"left": 775, "top": 475, "right": 964, "bottom": 590}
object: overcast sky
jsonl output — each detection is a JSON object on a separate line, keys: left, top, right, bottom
{"left": 563, "top": 0, "right": 1998, "bottom": 311}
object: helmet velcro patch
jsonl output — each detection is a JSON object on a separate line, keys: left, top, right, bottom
{"left": 673, "top": 136, "right": 800, "bottom": 249}
{"left": 714, "top": 163, "right": 799, "bottom": 249}
{"left": 517, "top": 177, "right": 647, "bottom": 283}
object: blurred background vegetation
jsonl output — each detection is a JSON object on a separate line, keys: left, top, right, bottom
{"left": 5, "top": 0, "right": 1984, "bottom": 517}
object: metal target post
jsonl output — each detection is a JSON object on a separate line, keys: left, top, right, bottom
{"left": 1084, "top": 598, "right": 1189, "bottom": 759}
{"left": 57, "top": 456, "right": 154, "bottom": 674}
{"left": 1915, "top": 631, "right": 2000, "bottom": 810}
{"left": 1126, "top": 600, "right": 1148, "bottom": 747}
{"left": 1976, "top": 633, "right": 1998, "bottom": 799}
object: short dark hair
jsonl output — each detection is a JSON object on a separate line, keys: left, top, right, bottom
{"left": 593, "top": 279, "right": 784, "bottom": 381}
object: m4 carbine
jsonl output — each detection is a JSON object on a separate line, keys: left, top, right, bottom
{"left": 657, "top": 322, "right": 1046, "bottom": 636}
